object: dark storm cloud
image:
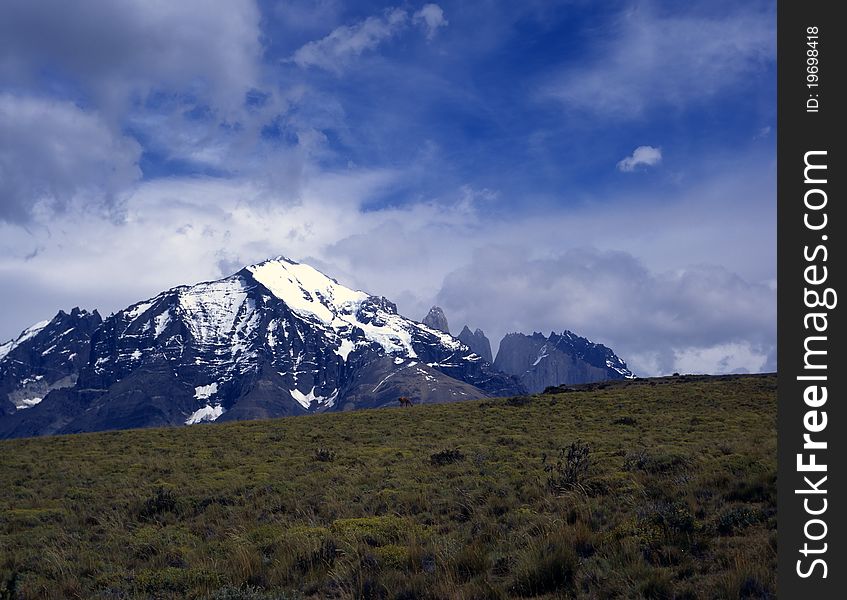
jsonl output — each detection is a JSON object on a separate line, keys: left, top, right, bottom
{"left": 0, "top": 0, "right": 261, "bottom": 112}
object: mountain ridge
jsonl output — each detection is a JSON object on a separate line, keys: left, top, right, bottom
{"left": 0, "top": 257, "right": 631, "bottom": 438}
{"left": 0, "top": 258, "right": 522, "bottom": 438}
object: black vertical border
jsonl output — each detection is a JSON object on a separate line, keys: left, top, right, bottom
{"left": 778, "top": 0, "right": 845, "bottom": 597}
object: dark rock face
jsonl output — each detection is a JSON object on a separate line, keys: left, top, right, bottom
{"left": 457, "top": 326, "right": 493, "bottom": 363}
{"left": 0, "top": 308, "right": 102, "bottom": 416}
{"left": 422, "top": 306, "right": 450, "bottom": 333}
{"left": 0, "top": 258, "right": 522, "bottom": 439}
{"left": 494, "top": 331, "right": 632, "bottom": 393}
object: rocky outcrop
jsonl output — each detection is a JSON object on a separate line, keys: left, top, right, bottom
{"left": 422, "top": 306, "right": 450, "bottom": 333}
{"left": 0, "top": 308, "right": 102, "bottom": 416}
{"left": 494, "top": 331, "right": 632, "bottom": 394}
{"left": 457, "top": 326, "right": 493, "bottom": 363}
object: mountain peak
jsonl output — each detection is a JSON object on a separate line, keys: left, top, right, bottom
{"left": 422, "top": 306, "right": 450, "bottom": 333}
{"left": 247, "top": 257, "right": 369, "bottom": 325}
{"left": 457, "top": 325, "right": 493, "bottom": 363}
{"left": 494, "top": 330, "right": 632, "bottom": 393}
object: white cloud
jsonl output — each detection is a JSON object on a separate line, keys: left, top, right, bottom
{"left": 617, "top": 145, "right": 662, "bottom": 172}
{"left": 291, "top": 4, "right": 448, "bottom": 71}
{"left": 672, "top": 342, "right": 771, "bottom": 375}
{"left": 542, "top": 6, "right": 774, "bottom": 118}
{"left": 414, "top": 4, "right": 449, "bottom": 40}
{"left": 292, "top": 8, "right": 409, "bottom": 72}
{"left": 0, "top": 94, "right": 141, "bottom": 223}
{"left": 754, "top": 126, "right": 771, "bottom": 139}
{"left": 434, "top": 247, "right": 776, "bottom": 376}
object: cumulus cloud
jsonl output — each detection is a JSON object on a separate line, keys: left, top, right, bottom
{"left": 542, "top": 6, "right": 774, "bottom": 118}
{"left": 414, "top": 4, "right": 449, "bottom": 40}
{"left": 617, "top": 145, "right": 662, "bottom": 172}
{"left": 0, "top": 0, "right": 262, "bottom": 113}
{"left": 0, "top": 94, "right": 141, "bottom": 224}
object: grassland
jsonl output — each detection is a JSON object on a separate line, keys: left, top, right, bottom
{"left": 0, "top": 374, "right": 776, "bottom": 599}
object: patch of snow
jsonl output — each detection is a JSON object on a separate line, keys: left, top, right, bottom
{"left": 66, "top": 352, "right": 77, "bottom": 362}
{"left": 335, "top": 339, "right": 355, "bottom": 361}
{"left": 394, "top": 357, "right": 405, "bottom": 365}
{"left": 131, "top": 349, "right": 142, "bottom": 361}
{"left": 154, "top": 311, "right": 171, "bottom": 337}
{"left": 0, "top": 319, "right": 50, "bottom": 362}
{"left": 532, "top": 344, "right": 549, "bottom": 366}
{"left": 126, "top": 300, "right": 155, "bottom": 320}
{"left": 41, "top": 344, "right": 57, "bottom": 356}
{"left": 322, "top": 389, "right": 339, "bottom": 408}
{"left": 372, "top": 371, "right": 398, "bottom": 393}
{"left": 174, "top": 277, "right": 254, "bottom": 357}
{"left": 15, "top": 397, "right": 43, "bottom": 410}
{"left": 194, "top": 383, "right": 218, "bottom": 400}
{"left": 185, "top": 404, "right": 225, "bottom": 424}
{"left": 289, "top": 386, "right": 329, "bottom": 409}
{"left": 267, "top": 320, "right": 279, "bottom": 348}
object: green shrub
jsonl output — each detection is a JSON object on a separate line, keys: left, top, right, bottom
{"left": 208, "top": 584, "right": 302, "bottom": 600}
{"left": 716, "top": 506, "right": 762, "bottom": 535}
{"left": 623, "top": 450, "right": 690, "bottom": 475}
{"left": 430, "top": 449, "right": 464, "bottom": 466}
{"left": 313, "top": 447, "right": 335, "bottom": 462}
{"left": 331, "top": 516, "right": 409, "bottom": 547}
{"left": 138, "top": 487, "right": 179, "bottom": 520}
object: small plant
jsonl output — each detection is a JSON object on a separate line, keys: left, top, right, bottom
{"left": 506, "top": 396, "right": 532, "bottom": 407}
{"left": 139, "top": 487, "right": 178, "bottom": 520}
{"left": 716, "top": 506, "right": 762, "bottom": 535}
{"left": 209, "top": 585, "right": 302, "bottom": 600}
{"left": 623, "top": 449, "right": 690, "bottom": 475}
{"left": 543, "top": 440, "right": 590, "bottom": 493}
{"left": 612, "top": 416, "right": 637, "bottom": 426}
{"left": 639, "top": 500, "right": 695, "bottom": 535}
{"left": 430, "top": 448, "right": 465, "bottom": 466}
{"left": 313, "top": 447, "right": 336, "bottom": 462}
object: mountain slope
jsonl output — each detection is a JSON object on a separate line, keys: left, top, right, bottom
{"left": 0, "top": 308, "right": 102, "bottom": 416}
{"left": 0, "top": 258, "right": 521, "bottom": 438}
{"left": 495, "top": 330, "right": 632, "bottom": 393}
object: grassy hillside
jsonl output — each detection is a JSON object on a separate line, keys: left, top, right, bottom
{"left": 0, "top": 374, "right": 777, "bottom": 599}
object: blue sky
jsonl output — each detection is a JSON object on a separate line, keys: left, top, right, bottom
{"left": 0, "top": 0, "right": 776, "bottom": 375}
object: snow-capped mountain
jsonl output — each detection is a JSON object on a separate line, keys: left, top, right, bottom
{"left": 0, "top": 258, "right": 521, "bottom": 438}
{"left": 0, "top": 308, "right": 102, "bottom": 416}
{"left": 495, "top": 330, "right": 633, "bottom": 393}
